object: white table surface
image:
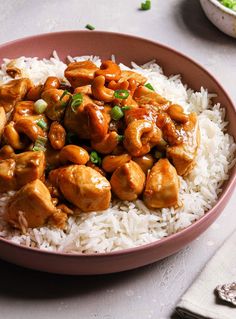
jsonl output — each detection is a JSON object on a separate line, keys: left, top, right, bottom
{"left": 0, "top": 1, "right": 235, "bottom": 318}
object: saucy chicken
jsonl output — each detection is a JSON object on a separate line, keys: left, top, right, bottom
{"left": 0, "top": 59, "right": 200, "bottom": 232}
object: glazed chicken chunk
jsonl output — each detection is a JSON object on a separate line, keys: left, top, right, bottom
{"left": 5, "top": 179, "right": 62, "bottom": 231}
{"left": 0, "top": 151, "right": 45, "bottom": 192}
{"left": 143, "top": 159, "right": 179, "bottom": 209}
{"left": 0, "top": 78, "right": 32, "bottom": 112}
{"left": 110, "top": 160, "right": 145, "bottom": 201}
{"left": 51, "top": 165, "right": 111, "bottom": 212}
{"left": 167, "top": 112, "right": 200, "bottom": 176}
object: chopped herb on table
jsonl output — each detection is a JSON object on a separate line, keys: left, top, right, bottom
{"left": 140, "top": 0, "right": 151, "bottom": 10}
{"left": 85, "top": 24, "right": 95, "bottom": 30}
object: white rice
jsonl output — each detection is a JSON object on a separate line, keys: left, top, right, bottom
{"left": 0, "top": 53, "right": 235, "bottom": 253}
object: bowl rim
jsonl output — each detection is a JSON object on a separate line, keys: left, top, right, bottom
{"left": 207, "top": 0, "right": 236, "bottom": 17}
{"left": 0, "top": 30, "right": 235, "bottom": 258}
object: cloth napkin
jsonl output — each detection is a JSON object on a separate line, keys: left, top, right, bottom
{"left": 176, "top": 229, "right": 236, "bottom": 319}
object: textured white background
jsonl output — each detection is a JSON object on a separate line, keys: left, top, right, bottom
{"left": 0, "top": 1, "right": 235, "bottom": 318}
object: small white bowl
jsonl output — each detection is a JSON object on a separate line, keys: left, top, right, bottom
{"left": 200, "top": 0, "right": 236, "bottom": 38}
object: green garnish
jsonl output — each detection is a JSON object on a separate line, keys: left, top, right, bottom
{"left": 121, "top": 106, "right": 132, "bottom": 111}
{"left": 140, "top": 0, "right": 151, "bottom": 10}
{"left": 36, "top": 119, "right": 48, "bottom": 131}
{"left": 34, "top": 99, "right": 48, "bottom": 114}
{"left": 60, "top": 89, "right": 70, "bottom": 101}
{"left": 117, "top": 135, "right": 124, "bottom": 142}
{"left": 145, "top": 83, "right": 155, "bottom": 91}
{"left": 71, "top": 93, "right": 83, "bottom": 112}
{"left": 32, "top": 136, "right": 47, "bottom": 152}
{"left": 90, "top": 151, "right": 101, "bottom": 165}
{"left": 85, "top": 24, "right": 95, "bottom": 30}
{"left": 111, "top": 106, "right": 124, "bottom": 121}
{"left": 219, "top": 0, "right": 236, "bottom": 11}
{"left": 114, "top": 89, "right": 129, "bottom": 100}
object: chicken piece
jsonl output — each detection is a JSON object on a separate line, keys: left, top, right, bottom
{"left": 0, "top": 145, "right": 14, "bottom": 160}
{"left": 12, "top": 100, "right": 46, "bottom": 123}
{"left": 41, "top": 88, "right": 70, "bottom": 121}
{"left": 6, "top": 60, "right": 22, "bottom": 78}
{"left": 0, "top": 159, "right": 16, "bottom": 192}
{"left": 63, "top": 94, "right": 94, "bottom": 139}
{"left": 110, "top": 160, "right": 145, "bottom": 201}
{"left": 0, "top": 151, "right": 45, "bottom": 193}
{"left": 133, "top": 86, "right": 169, "bottom": 108}
{"left": 14, "top": 151, "right": 45, "bottom": 187}
{"left": 65, "top": 61, "right": 99, "bottom": 88}
{"left": 143, "top": 159, "right": 179, "bottom": 209}
{"left": 5, "top": 179, "right": 60, "bottom": 231}
{"left": 125, "top": 106, "right": 157, "bottom": 125}
{"left": 0, "top": 107, "right": 6, "bottom": 140}
{"left": 0, "top": 78, "right": 32, "bottom": 112}
{"left": 166, "top": 113, "right": 200, "bottom": 176}
{"left": 120, "top": 70, "right": 147, "bottom": 85}
{"left": 56, "top": 165, "right": 111, "bottom": 212}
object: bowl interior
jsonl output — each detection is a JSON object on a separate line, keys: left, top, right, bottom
{"left": 0, "top": 31, "right": 235, "bottom": 265}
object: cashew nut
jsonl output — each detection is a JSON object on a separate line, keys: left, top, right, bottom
{"left": 108, "top": 80, "right": 129, "bottom": 91}
{"left": 3, "top": 122, "right": 27, "bottom": 150}
{"left": 59, "top": 145, "right": 89, "bottom": 165}
{"left": 95, "top": 60, "right": 121, "bottom": 82}
{"left": 41, "top": 88, "right": 69, "bottom": 121}
{"left": 84, "top": 103, "right": 108, "bottom": 142}
{"left": 91, "top": 131, "right": 119, "bottom": 154}
{"left": 133, "top": 154, "right": 154, "bottom": 174}
{"left": 156, "top": 113, "right": 182, "bottom": 145}
{"left": 124, "top": 120, "right": 162, "bottom": 157}
{"left": 15, "top": 118, "right": 45, "bottom": 142}
{"left": 167, "top": 104, "right": 189, "bottom": 124}
{"left": 44, "top": 77, "right": 60, "bottom": 91}
{"left": 48, "top": 121, "right": 66, "bottom": 150}
{"left": 26, "top": 85, "right": 43, "bottom": 101}
{"left": 102, "top": 154, "right": 131, "bottom": 173}
{"left": 91, "top": 75, "right": 114, "bottom": 102}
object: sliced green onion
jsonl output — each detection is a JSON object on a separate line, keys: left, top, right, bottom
{"left": 32, "top": 136, "right": 47, "bottom": 152}
{"left": 71, "top": 93, "right": 83, "bottom": 112}
{"left": 90, "top": 151, "right": 101, "bottom": 165}
{"left": 145, "top": 83, "right": 155, "bottom": 91}
{"left": 60, "top": 89, "right": 70, "bottom": 101}
{"left": 141, "top": 0, "right": 151, "bottom": 10}
{"left": 154, "top": 150, "right": 163, "bottom": 159}
{"left": 85, "top": 24, "right": 95, "bottom": 30}
{"left": 117, "top": 135, "right": 124, "bottom": 142}
{"left": 34, "top": 99, "right": 48, "bottom": 114}
{"left": 111, "top": 106, "right": 124, "bottom": 121}
{"left": 121, "top": 106, "right": 132, "bottom": 111}
{"left": 114, "top": 89, "right": 129, "bottom": 100}
{"left": 36, "top": 119, "right": 48, "bottom": 131}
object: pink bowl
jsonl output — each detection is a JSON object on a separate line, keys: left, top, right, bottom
{"left": 0, "top": 31, "right": 235, "bottom": 275}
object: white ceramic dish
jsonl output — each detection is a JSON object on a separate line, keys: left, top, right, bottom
{"left": 200, "top": 0, "right": 236, "bottom": 38}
